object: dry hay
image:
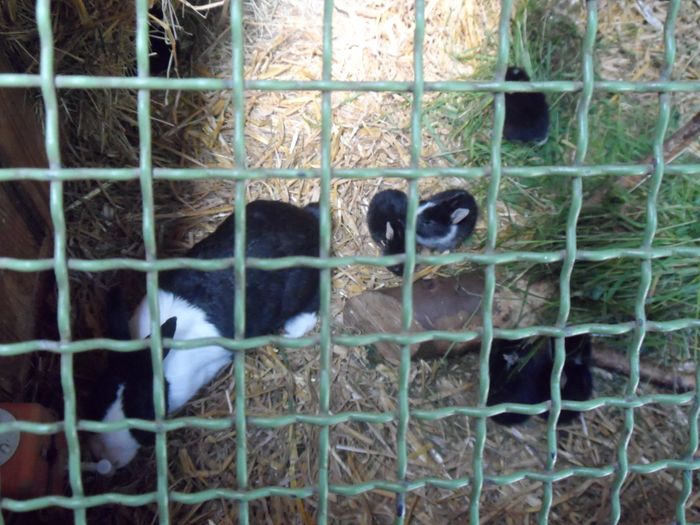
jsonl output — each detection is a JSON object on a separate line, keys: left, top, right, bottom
{"left": 2, "top": 0, "right": 699, "bottom": 523}
{"left": 567, "top": 0, "right": 700, "bottom": 158}
{"left": 595, "top": 0, "right": 700, "bottom": 101}
{"left": 80, "top": 339, "right": 700, "bottom": 524}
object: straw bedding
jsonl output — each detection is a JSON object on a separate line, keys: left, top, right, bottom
{"left": 1, "top": 0, "right": 699, "bottom": 523}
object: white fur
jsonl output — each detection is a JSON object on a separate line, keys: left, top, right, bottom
{"left": 416, "top": 200, "right": 458, "bottom": 250}
{"left": 130, "top": 290, "right": 233, "bottom": 413}
{"left": 90, "top": 384, "right": 140, "bottom": 469}
{"left": 416, "top": 200, "right": 436, "bottom": 214}
{"left": 416, "top": 226, "right": 457, "bottom": 250}
{"left": 93, "top": 290, "right": 233, "bottom": 471}
{"left": 385, "top": 221, "right": 394, "bottom": 241}
{"left": 284, "top": 312, "right": 318, "bottom": 338}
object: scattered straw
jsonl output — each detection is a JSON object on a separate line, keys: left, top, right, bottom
{"left": 1, "top": 0, "right": 698, "bottom": 523}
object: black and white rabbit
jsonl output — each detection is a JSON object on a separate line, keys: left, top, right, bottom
{"left": 503, "top": 66, "right": 549, "bottom": 145}
{"left": 87, "top": 200, "right": 320, "bottom": 471}
{"left": 487, "top": 334, "right": 593, "bottom": 426}
{"left": 367, "top": 189, "right": 408, "bottom": 276}
{"left": 416, "top": 189, "right": 478, "bottom": 252}
{"left": 87, "top": 292, "right": 178, "bottom": 474}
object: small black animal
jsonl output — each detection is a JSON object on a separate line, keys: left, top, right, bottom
{"left": 487, "top": 338, "right": 551, "bottom": 426}
{"left": 367, "top": 189, "right": 408, "bottom": 276}
{"left": 416, "top": 189, "right": 478, "bottom": 252}
{"left": 503, "top": 66, "right": 549, "bottom": 145}
{"left": 539, "top": 334, "right": 593, "bottom": 424}
{"left": 487, "top": 334, "right": 594, "bottom": 426}
{"left": 149, "top": 5, "right": 178, "bottom": 76}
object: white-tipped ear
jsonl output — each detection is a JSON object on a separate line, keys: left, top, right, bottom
{"left": 385, "top": 221, "right": 394, "bottom": 240}
{"left": 450, "top": 208, "right": 470, "bottom": 224}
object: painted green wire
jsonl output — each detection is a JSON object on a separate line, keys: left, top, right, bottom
{"left": 2, "top": 243, "right": 700, "bottom": 275}
{"left": 469, "top": 1, "right": 513, "bottom": 523}
{"left": 0, "top": 0, "right": 698, "bottom": 522}
{"left": 1, "top": 388, "right": 697, "bottom": 435}
{"left": 610, "top": 1, "right": 681, "bottom": 523}
{"left": 2, "top": 163, "right": 699, "bottom": 183}
{"left": 539, "top": 1, "right": 597, "bottom": 523}
{"left": 316, "top": 0, "right": 334, "bottom": 522}
{"left": 394, "top": 1, "right": 425, "bottom": 522}
{"left": 2, "top": 318, "right": 700, "bottom": 363}
{"left": 678, "top": 361, "right": 700, "bottom": 524}
{"left": 4, "top": 455, "right": 700, "bottom": 515}
{"left": 228, "top": 1, "right": 250, "bottom": 523}
{"left": 35, "top": 0, "right": 87, "bottom": 523}
{"left": 2, "top": 74, "right": 700, "bottom": 92}
{"left": 133, "top": 0, "right": 170, "bottom": 523}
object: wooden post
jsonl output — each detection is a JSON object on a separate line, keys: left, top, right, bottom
{"left": 0, "top": 46, "right": 54, "bottom": 400}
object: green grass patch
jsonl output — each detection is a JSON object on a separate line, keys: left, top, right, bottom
{"left": 424, "top": 0, "right": 700, "bottom": 362}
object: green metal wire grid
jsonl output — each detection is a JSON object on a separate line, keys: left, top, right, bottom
{"left": 0, "top": 0, "right": 699, "bottom": 524}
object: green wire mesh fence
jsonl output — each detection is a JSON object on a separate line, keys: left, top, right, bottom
{"left": 0, "top": 0, "right": 699, "bottom": 524}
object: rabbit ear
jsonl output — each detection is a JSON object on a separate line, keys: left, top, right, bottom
{"left": 385, "top": 221, "right": 394, "bottom": 240}
{"left": 143, "top": 317, "right": 177, "bottom": 360}
{"left": 160, "top": 317, "right": 177, "bottom": 360}
{"left": 159, "top": 316, "right": 177, "bottom": 360}
{"left": 160, "top": 316, "right": 177, "bottom": 339}
{"left": 450, "top": 208, "right": 470, "bottom": 224}
{"left": 105, "top": 288, "right": 131, "bottom": 341}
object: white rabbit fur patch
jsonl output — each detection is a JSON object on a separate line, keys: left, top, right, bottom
{"left": 130, "top": 290, "right": 232, "bottom": 413}
{"left": 283, "top": 312, "right": 318, "bottom": 338}
{"left": 89, "top": 384, "right": 140, "bottom": 469}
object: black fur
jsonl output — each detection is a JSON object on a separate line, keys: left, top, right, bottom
{"left": 487, "top": 338, "right": 551, "bottom": 426}
{"left": 503, "top": 66, "right": 549, "bottom": 144}
{"left": 88, "top": 201, "right": 320, "bottom": 443}
{"left": 487, "top": 334, "right": 594, "bottom": 426}
{"left": 122, "top": 317, "right": 177, "bottom": 446}
{"left": 367, "top": 189, "right": 408, "bottom": 276}
{"left": 149, "top": 5, "right": 178, "bottom": 76}
{"left": 160, "top": 200, "right": 321, "bottom": 338}
{"left": 88, "top": 289, "right": 177, "bottom": 447}
{"left": 303, "top": 201, "right": 321, "bottom": 219}
{"left": 539, "top": 334, "right": 593, "bottom": 424}
{"left": 416, "top": 189, "right": 478, "bottom": 251}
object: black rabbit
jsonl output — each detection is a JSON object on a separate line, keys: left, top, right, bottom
{"left": 503, "top": 66, "right": 549, "bottom": 145}
{"left": 538, "top": 334, "right": 593, "bottom": 424}
{"left": 149, "top": 4, "right": 178, "bottom": 76}
{"left": 367, "top": 189, "right": 408, "bottom": 276}
{"left": 487, "top": 338, "right": 551, "bottom": 426}
{"left": 487, "top": 334, "right": 594, "bottom": 426}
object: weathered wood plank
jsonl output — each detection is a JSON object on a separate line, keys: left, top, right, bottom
{"left": 0, "top": 46, "right": 54, "bottom": 399}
